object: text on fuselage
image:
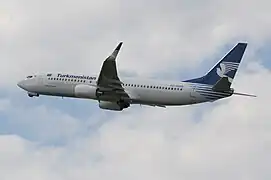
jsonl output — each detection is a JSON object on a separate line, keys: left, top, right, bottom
{"left": 57, "top": 74, "right": 96, "bottom": 80}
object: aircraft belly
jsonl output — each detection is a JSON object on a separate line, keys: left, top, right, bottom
{"left": 39, "top": 83, "right": 75, "bottom": 97}
{"left": 136, "top": 89, "right": 191, "bottom": 105}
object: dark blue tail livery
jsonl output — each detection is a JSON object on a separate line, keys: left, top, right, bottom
{"left": 184, "top": 43, "right": 247, "bottom": 85}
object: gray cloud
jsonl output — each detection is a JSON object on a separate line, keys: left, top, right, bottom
{"left": 1, "top": 0, "right": 271, "bottom": 86}
{"left": 0, "top": 0, "right": 270, "bottom": 179}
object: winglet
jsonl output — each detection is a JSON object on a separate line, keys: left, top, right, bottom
{"left": 110, "top": 42, "right": 123, "bottom": 59}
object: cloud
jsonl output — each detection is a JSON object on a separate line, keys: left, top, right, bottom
{"left": 0, "top": 0, "right": 271, "bottom": 179}
{"left": 0, "top": 100, "right": 85, "bottom": 144}
{"left": 0, "top": 98, "right": 11, "bottom": 111}
{"left": 0, "top": 70, "right": 271, "bottom": 180}
{"left": 1, "top": 0, "right": 271, "bottom": 87}
{"left": 1, "top": 61, "right": 271, "bottom": 179}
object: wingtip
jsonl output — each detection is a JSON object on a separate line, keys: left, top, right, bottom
{"left": 115, "top": 42, "right": 123, "bottom": 51}
{"left": 109, "top": 42, "right": 123, "bottom": 59}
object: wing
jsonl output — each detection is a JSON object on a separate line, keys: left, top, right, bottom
{"left": 96, "top": 42, "right": 130, "bottom": 101}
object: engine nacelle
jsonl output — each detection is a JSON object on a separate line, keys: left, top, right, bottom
{"left": 74, "top": 84, "right": 96, "bottom": 98}
{"left": 99, "top": 101, "right": 123, "bottom": 111}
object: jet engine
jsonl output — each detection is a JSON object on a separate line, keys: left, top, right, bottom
{"left": 74, "top": 84, "right": 96, "bottom": 98}
{"left": 99, "top": 101, "right": 130, "bottom": 111}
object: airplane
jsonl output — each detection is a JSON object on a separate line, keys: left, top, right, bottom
{"left": 17, "top": 42, "right": 256, "bottom": 111}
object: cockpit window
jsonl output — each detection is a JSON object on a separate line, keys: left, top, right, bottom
{"left": 47, "top": 74, "right": 52, "bottom": 77}
{"left": 26, "top": 76, "right": 33, "bottom": 79}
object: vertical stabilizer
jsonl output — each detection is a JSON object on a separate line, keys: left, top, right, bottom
{"left": 184, "top": 43, "right": 247, "bottom": 88}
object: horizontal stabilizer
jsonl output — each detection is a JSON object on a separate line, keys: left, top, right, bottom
{"left": 212, "top": 77, "right": 231, "bottom": 92}
{"left": 233, "top": 92, "right": 257, "bottom": 97}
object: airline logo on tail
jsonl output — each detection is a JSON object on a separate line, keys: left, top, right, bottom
{"left": 216, "top": 62, "right": 239, "bottom": 83}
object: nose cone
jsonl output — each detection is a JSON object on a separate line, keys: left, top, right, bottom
{"left": 17, "top": 80, "right": 26, "bottom": 90}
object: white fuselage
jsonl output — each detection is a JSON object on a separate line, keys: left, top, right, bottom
{"left": 17, "top": 73, "right": 232, "bottom": 107}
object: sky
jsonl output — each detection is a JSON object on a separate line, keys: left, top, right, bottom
{"left": 0, "top": 0, "right": 271, "bottom": 179}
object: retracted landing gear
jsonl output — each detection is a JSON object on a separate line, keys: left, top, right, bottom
{"left": 27, "top": 92, "right": 39, "bottom": 97}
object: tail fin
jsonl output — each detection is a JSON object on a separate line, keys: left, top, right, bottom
{"left": 185, "top": 43, "right": 247, "bottom": 87}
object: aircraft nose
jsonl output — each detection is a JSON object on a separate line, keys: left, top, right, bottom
{"left": 17, "top": 80, "right": 26, "bottom": 89}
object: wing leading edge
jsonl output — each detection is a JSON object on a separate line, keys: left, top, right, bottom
{"left": 96, "top": 42, "right": 130, "bottom": 101}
